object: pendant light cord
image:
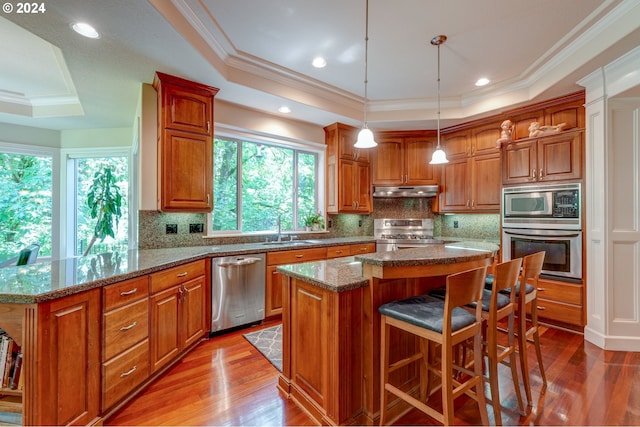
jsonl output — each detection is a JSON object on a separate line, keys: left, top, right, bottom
{"left": 363, "top": 0, "right": 370, "bottom": 127}
{"left": 436, "top": 39, "right": 441, "bottom": 148}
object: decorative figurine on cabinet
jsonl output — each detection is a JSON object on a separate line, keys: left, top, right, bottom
{"left": 496, "top": 119, "right": 514, "bottom": 147}
{"left": 528, "top": 121, "right": 567, "bottom": 137}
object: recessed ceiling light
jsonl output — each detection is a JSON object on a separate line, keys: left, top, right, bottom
{"left": 312, "top": 57, "right": 327, "bottom": 68}
{"left": 475, "top": 77, "right": 490, "bottom": 87}
{"left": 278, "top": 106, "right": 291, "bottom": 114}
{"left": 71, "top": 22, "right": 101, "bottom": 39}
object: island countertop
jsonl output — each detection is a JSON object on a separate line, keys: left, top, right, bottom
{"left": 276, "top": 241, "right": 498, "bottom": 292}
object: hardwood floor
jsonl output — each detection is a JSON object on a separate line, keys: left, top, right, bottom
{"left": 106, "top": 321, "right": 640, "bottom": 426}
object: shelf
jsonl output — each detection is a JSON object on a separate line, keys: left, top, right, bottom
{"left": 0, "top": 389, "right": 20, "bottom": 397}
{"left": 0, "top": 395, "right": 21, "bottom": 414}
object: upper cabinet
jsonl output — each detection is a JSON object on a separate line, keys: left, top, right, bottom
{"left": 153, "top": 72, "right": 219, "bottom": 212}
{"left": 502, "top": 130, "right": 583, "bottom": 185}
{"left": 371, "top": 131, "right": 438, "bottom": 185}
{"left": 436, "top": 125, "right": 501, "bottom": 213}
{"left": 325, "top": 123, "right": 372, "bottom": 214}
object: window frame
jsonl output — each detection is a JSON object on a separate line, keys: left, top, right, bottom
{"left": 208, "top": 128, "right": 326, "bottom": 237}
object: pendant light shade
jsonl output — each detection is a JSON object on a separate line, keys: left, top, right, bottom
{"left": 354, "top": 0, "right": 377, "bottom": 148}
{"left": 429, "top": 34, "right": 448, "bottom": 165}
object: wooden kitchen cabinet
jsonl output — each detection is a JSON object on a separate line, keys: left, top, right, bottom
{"left": 525, "top": 277, "right": 584, "bottom": 329}
{"left": 502, "top": 130, "right": 583, "bottom": 185}
{"left": 325, "top": 123, "right": 372, "bottom": 214}
{"left": 153, "top": 72, "right": 219, "bottom": 212}
{"left": 371, "top": 133, "right": 438, "bottom": 185}
{"left": 326, "top": 242, "right": 376, "bottom": 259}
{"left": 101, "top": 276, "right": 150, "bottom": 410}
{"left": 149, "top": 260, "right": 207, "bottom": 373}
{"left": 266, "top": 247, "right": 327, "bottom": 318}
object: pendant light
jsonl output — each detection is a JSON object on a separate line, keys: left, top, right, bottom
{"left": 429, "top": 34, "right": 448, "bottom": 164}
{"left": 354, "top": 0, "right": 377, "bottom": 148}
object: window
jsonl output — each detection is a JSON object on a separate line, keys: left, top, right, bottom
{"left": 212, "top": 136, "right": 320, "bottom": 233}
{"left": 0, "top": 147, "right": 53, "bottom": 262}
{"left": 68, "top": 154, "right": 129, "bottom": 256}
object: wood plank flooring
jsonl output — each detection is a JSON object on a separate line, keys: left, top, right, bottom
{"left": 106, "top": 321, "right": 640, "bottom": 426}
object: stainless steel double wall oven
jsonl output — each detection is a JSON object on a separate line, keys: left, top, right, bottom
{"left": 502, "top": 183, "right": 582, "bottom": 281}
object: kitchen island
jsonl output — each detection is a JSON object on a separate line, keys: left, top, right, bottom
{"left": 276, "top": 242, "right": 497, "bottom": 426}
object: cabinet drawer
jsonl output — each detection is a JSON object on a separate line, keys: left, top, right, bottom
{"left": 267, "top": 248, "right": 327, "bottom": 265}
{"left": 528, "top": 298, "right": 583, "bottom": 326}
{"left": 103, "top": 298, "right": 149, "bottom": 361}
{"left": 327, "top": 245, "right": 351, "bottom": 259}
{"left": 535, "top": 279, "right": 582, "bottom": 305}
{"left": 103, "top": 276, "right": 149, "bottom": 311}
{"left": 350, "top": 242, "right": 376, "bottom": 255}
{"left": 102, "top": 339, "right": 150, "bottom": 410}
{"left": 150, "top": 259, "right": 206, "bottom": 293}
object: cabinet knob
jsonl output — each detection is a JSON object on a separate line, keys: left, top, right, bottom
{"left": 531, "top": 168, "right": 536, "bottom": 180}
{"left": 539, "top": 168, "right": 543, "bottom": 179}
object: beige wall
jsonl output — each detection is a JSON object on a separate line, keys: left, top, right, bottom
{"left": 60, "top": 127, "right": 133, "bottom": 148}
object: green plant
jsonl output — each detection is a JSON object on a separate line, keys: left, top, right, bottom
{"left": 83, "top": 167, "right": 123, "bottom": 256}
{"left": 303, "top": 212, "right": 325, "bottom": 229}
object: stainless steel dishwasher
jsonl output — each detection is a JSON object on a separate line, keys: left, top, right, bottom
{"left": 211, "top": 253, "right": 266, "bottom": 333}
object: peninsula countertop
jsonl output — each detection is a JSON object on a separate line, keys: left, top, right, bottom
{"left": 0, "top": 236, "right": 376, "bottom": 304}
{"left": 276, "top": 241, "right": 499, "bottom": 292}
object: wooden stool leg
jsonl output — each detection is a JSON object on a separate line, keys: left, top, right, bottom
{"left": 530, "top": 300, "right": 547, "bottom": 389}
{"left": 508, "top": 312, "right": 525, "bottom": 415}
{"left": 419, "top": 338, "right": 428, "bottom": 401}
{"left": 441, "top": 342, "right": 454, "bottom": 425}
{"left": 487, "top": 328, "right": 502, "bottom": 425}
{"left": 518, "top": 302, "right": 533, "bottom": 405}
{"left": 474, "top": 331, "right": 490, "bottom": 426}
{"left": 380, "top": 317, "right": 390, "bottom": 425}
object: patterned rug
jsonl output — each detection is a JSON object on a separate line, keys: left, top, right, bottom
{"left": 243, "top": 324, "right": 282, "bottom": 372}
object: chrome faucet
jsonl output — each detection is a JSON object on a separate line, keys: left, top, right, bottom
{"left": 276, "top": 214, "right": 282, "bottom": 242}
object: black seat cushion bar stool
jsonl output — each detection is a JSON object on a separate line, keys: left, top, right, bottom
{"left": 430, "top": 258, "right": 526, "bottom": 424}
{"left": 379, "top": 266, "right": 489, "bottom": 426}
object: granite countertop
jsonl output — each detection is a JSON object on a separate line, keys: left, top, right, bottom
{"left": 277, "top": 241, "right": 498, "bottom": 292}
{"left": 0, "top": 236, "right": 375, "bottom": 304}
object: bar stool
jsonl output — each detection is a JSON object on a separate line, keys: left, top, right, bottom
{"left": 480, "top": 258, "right": 525, "bottom": 424}
{"left": 506, "top": 251, "right": 547, "bottom": 405}
{"left": 379, "top": 266, "right": 489, "bottom": 426}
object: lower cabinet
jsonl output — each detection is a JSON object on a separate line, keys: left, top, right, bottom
{"left": 149, "top": 260, "right": 207, "bottom": 373}
{"left": 526, "top": 277, "right": 584, "bottom": 328}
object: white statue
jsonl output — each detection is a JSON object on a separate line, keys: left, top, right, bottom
{"left": 496, "top": 119, "right": 514, "bottom": 147}
{"left": 528, "top": 121, "right": 567, "bottom": 138}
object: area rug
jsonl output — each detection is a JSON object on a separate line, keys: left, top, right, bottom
{"left": 243, "top": 324, "right": 282, "bottom": 372}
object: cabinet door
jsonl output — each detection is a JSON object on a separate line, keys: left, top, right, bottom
{"left": 404, "top": 137, "right": 437, "bottom": 185}
{"left": 354, "top": 161, "right": 372, "bottom": 213}
{"left": 266, "top": 265, "right": 283, "bottom": 318}
{"left": 159, "top": 129, "right": 213, "bottom": 212}
{"left": 339, "top": 125, "right": 369, "bottom": 162}
{"left": 441, "top": 130, "right": 470, "bottom": 159}
{"left": 502, "top": 139, "right": 537, "bottom": 185}
{"left": 538, "top": 132, "right": 582, "bottom": 182}
{"left": 438, "top": 158, "right": 470, "bottom": 212}
{"left": 150, "top": 287, "right": 180, "bottom": 372}
{"left": 510, "top": 109, "right": 544, "bottom": 140}
{"left": 471, "top": 154, "right": 501, "bottom": 211}
{"left": 181, "top": 276, "right": 207, "bottom": 349}
{"left": 471, "top": 124, "right": 501, "bottom": 157}
{"left": 338, "top": 160, "right": 357, "bottom": 212}
{"left": 37, "top": 289, "right": 100, "bottom": 426}
{"left": 371, "top": 138, "right": 404, "bottom": 185}
{"left": 161, "top": 84, "right": 213, "bottom": 136}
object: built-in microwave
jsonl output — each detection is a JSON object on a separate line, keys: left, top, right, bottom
{"left": 502, "top": 183, "right": 581, "bottom": 229}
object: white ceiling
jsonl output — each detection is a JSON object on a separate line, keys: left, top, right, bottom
{"left": 1, "top": 0, "right": 639, "bottom": 133}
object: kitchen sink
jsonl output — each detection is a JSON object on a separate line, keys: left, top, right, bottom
{"left": 261, "top": 240, "right": 316, "bottom": 246}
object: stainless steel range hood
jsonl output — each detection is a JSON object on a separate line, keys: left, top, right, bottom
{"left": 373, "top": 185, "right": 438, "bottom": 198}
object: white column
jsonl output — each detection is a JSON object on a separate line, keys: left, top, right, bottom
{"left": 579, "top": 45, "right": 640, "bottom": 350}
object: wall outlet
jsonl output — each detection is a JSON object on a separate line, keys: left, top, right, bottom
{"left": 328, "top": 219, "right": 332, "bottom": 228}
{"left": 166, "top": 223, "right": 178, "bottom": 234}
{"left": 453, "top": 220, "right": 459, "bottom": 229}
{"left": 358, "top": 219, "right": 363, "bottom": 227}
{"left": 189, "top": 223, "right": 204, "bottom": 233}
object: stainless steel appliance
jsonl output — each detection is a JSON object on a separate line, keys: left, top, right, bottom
{"left": 502, "top": 182, "right": 582, "bottom": 281}
{"left": 211, "top": 253, "right": 266, "bottom": 333}
{"left": 373, "top": 185, "right": 438, "bottom": 198}
{"left": 375, "top": 218, "right": 443, "bottom": 251}
{"left": 502, "top": 228, "right": 582, "bottom": 281}
{"left": 502, "top": 183, "right": 581, "bottom": 229}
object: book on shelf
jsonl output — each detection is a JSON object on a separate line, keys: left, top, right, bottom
{"left": 0, "top": 334, "right": 21, "bottom": 392}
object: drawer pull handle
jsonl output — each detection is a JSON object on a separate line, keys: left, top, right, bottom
{"left": 298, "top": 289, "right": 321, "bottom": 301}
{"left": 295, "top": 255, "right": 304, "bottom": 259}
{"left": 120, "top": 365, "right": 137, "bottom": 378}
{"left": 177, "top": 272, "right": 188, "bottom": 277}
{"left": 120, "top": 288, "right": 138, "bottom": 296}
{"left": 335, "top": 250, "right": 343, "bottom": 254}
{"left": 537, "top": 306, "right": 545, "bottom": 310}
{"left": 537, "top": 287, "right": 545, "bottom": 291}
{"left": 120, "top": 321, "right": 138, "bottom": 331}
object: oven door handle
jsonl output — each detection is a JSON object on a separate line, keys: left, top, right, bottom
{"left": 503, "top": 230, "right": 581, "bottom": 238}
